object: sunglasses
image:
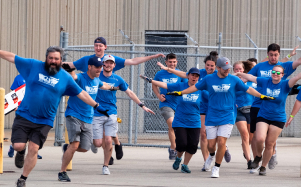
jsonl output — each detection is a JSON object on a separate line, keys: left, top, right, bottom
{"left": 272, "top": 70, "right": 283, "bottom": 75}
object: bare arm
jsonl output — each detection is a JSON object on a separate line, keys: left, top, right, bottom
{"left": 152, "top": 80, "right": 168, "bottom": 89}
{"left": 124, "top": 53, "right": 165, "bottom": 66}
{"left": 69, "top": 71, "right": 78, "bottom": 80}
{"left": 292, "top": 57, "right": 301, "bottom": 69}
{"left": 283, "top": 45, "right": 299, "bottom": 63}
{"left": 181, "top": 85, "right": 198, "bottom": 94}
{"left": 246, "top": 87, "right": 261, "bottom": 98}
{"left": 288, "top": 71, "right": 301, "bottom": 88}
{"left": 286, "top": 100, "right": 301, "bottom": 127}
{"left": 124, "top": 88, "right": 155, "bottom": 114}
{"left": 100, "top": 82, "right": 112, "bottom": 90}
{"left": 0, "top": 50, "right": 16, "bottom": 63}
{"left": 157, "top": 62, "right": 187, "bottom": 78}
{"left": 236, "top": 72, "right": 257, "bottom": 84}
{"left": 152, "top": 84, "right": 166, "bottom": 102}
{"left": 76, "top": 90, "right": 98, "bottom": 107}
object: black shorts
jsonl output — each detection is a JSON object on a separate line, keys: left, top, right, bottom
{"left": 256, "top": 117, "right": 285, "bottom": 129}
{"left": 11, "top": 115, "right": 52, "bottom": 149}
{"left": 173, "top": 127, "right": 200, "bottom": 155}
{"left": 250, "top": 107, "right": 260, "bottom": 133}
{"left": 235, "top": 109, "right": 251, "bottom": 124}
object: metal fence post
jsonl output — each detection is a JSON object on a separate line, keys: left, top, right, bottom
{"left": 218, "top": 32, "right": 222, "bottom": 56}
{"left": 128, "top": 44, "right": 135, "bottom": 144}
{"left": 245, "top": 33, "right": 258, "bottom": 60}
{"left": 134, "top": 63, "right": 141, "bottom": 144}
{"left": 184, "top": 33, "right": 199, "bottom": 68}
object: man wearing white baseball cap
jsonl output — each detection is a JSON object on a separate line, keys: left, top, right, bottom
{"left": 167, "top": 57, "right": 274, "bottom": 178}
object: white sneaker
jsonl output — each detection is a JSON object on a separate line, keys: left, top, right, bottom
{"left": 211, "top": 166, "right": 220, "bottom": 178}
{"left": 205, "top": 155, "right": 215, "bottom": 170}
{"left": 102, "top": 166, "right": 110, "bottom": 175}
{"left": 91, "top": 144, "right": 98, "bottom": 154}
{"left": 249, "top": 165, "right": 260, "bottom": 174}
{"left": 201, "top": 164, "right": 211, "bottom": 172}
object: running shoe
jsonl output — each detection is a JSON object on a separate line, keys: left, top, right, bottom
{"left": 168, "top": 147, "right": 177, "bottom": 160}
{"left": 181, "top": 164, "right": 191, "bottom": 173}
{"left": 224, "top": 146, "right": 231, "bottom": 163}
{"left": 102, "top": 166, "right": 110, "bottom": 175}
{"left": 249, "top": 165, "right": 260, "bottom": 174}
{"left": 247, "top": 160, "right": 252, "bottom": 169}
{"left": 58, "top": 171, "right": 71, "bottom": 182}
{"left": 16, "top": 178, "right": 26, "bottom": 187}
{"left": 259, "top": 166, "right": 266, "bottom": 175}
{"left": 37, "top": 154, "right": 42, "bottom": 159}
{"left": 8, "top": 145, "right": 14, "bottom": 158}
{"left": 204, "top": 155, "right": 215, "bottom": 170}
{"left": 15, "top": 150, "right": 25, "bottom": 169}
{"left": 211, "top": 166, "right": 220, "bottom": 178}
{"left": 115, "top": 142, "right": 123, "bottom": 160}
{"left": 268, "top": 154, "right": 278, "bottom": 170}
{"left": 250, "top": 156, "right": 262, "bottom": 169}
{"left": 172, "top": 157, "right": 182, "bottom": 170}
{"left": 109, "top": 156, "right": 114, "bottom": 165}
{"left": 91, "top": 144, "right": 98, "bottom": 154}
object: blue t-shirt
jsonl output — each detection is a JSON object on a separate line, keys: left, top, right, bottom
{"left": 248, "top": 61, "right": 295, "bottom": 108}
{"left": 236, "top": 81, "right": 255, "bottom": 108}
{"left": 199, "top": 69, "right": 217, "bottom": 81}
{"left": 195, "top": 74, "right": 249, "bottom": 126}
{"left": 94, "top": 72, "right": 128, "bottom": 116}
{"left": 199, "top": 90, "right": 209, "bottom": 114}
{"left": 153, "top": 69, "right": 187, "bottom": 110}
{"left": 168, "top": 82, "right": 204, "bottom": 128}
{"left": 65, "top": 72, "right": 104, "bottom": 124}
{"left": 256, "top": 78, "right": 291, "bottom": 122}
{"left": 73, "top": 54, "right": 125, "bottom": 73}
{"left": 296, "top": 91, "right": 301, "bottom": 101}
{"left": 11, "top": 74, "right": 26, "bottom": 90}
{"left": 14, "top": 55, "right": 82, "bottom": 127}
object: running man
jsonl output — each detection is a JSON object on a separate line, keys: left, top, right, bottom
{"left": 92, "top": 55, "right": 154, "bottom": 175}
{"left": 63, "top": 36, "right": 164, "bottom": 161}
{"left": 168, "top": 57, "right": 273, "bottom": 178}
{"left": 152, "top": 53, "right": 187, "bottom": 160}
{"left": 0, "top": 46, "right": 109, "bottom": 187}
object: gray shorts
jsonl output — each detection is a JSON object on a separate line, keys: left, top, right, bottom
{"left": 66, "top": 116, "right": 93, "bottom": 151}
{"left": 160, "top": 107, "right": 175, "bottom": 121}
{"left": 92, "top": 114, "right": 118, "bottom": 139}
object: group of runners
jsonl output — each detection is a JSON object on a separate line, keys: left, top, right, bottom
{"left": 1, "top": 36, "right": 301, "bottom": 186}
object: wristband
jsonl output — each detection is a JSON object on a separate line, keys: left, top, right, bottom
{"left": 267, "top": 56, "right": 268, "bottom": 58}
{"left": 93, "top": 103, "right": 99, "bottom": 109}
{"left": 138, "top": 102, "right": 145, "bottom": 108}
{"left": 287, "top": 54, "right": 291, "bottom": 59}
{"left": 290, "top": 115, "right": 294, "bottom": 118}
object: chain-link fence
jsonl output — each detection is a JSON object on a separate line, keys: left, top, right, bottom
{"left": 55, "top": 32, "right": 301, "bottom": 147}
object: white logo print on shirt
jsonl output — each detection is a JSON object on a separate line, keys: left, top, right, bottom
{"left": 85, "top": 86, "right": 98, "bottom": 94}
{"left": 212, "top": 84, "right": 231, "bottom": 92}
{"left": 260, "top": 70, "right": 272, "bottom": 77}
{"left": 162, "top": 78, "right": 178, "bottom": 83}
{"left": 266, "top": 88, "right": 280, "bottom": 97}
{"left": 183, "top": 94, "right": 199, "bottom": 102}
{"left": 38, "top": 73, "right": 59, "bottom": 87}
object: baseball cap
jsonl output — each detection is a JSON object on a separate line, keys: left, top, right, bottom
{"left": 103, "top": 55, "right": 115, "bottom": 63}
{"left": 188, "top": 67, "right": 200, "bottom": 75}
{"left": 94, "top": 37, "right": 106, "bottom": 45}
{"left": 88, "top": 56, "right": 104, "bottom": 67}
{"left": 216, "top": 57, "right": 232, "bottom": 70}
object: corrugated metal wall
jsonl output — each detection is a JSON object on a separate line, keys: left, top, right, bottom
{"left": 1, "top": 0, "right": 301, "bottom": 128}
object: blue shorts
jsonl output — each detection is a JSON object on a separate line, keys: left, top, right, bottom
{"left": 235, "top": 109, "right": 250, "bottom": 124}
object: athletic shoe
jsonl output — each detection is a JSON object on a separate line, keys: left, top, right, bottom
{"left": 37, "top": 154, "right": 42, "bottom": 159}
{"left": 109, "top": 156, "right": 114, "bottom": 165}
{"left": 250, "top": 156, "right": 262, "bottom": 169}
{"left": 168, "top": 147, "right": 177, "bottom": 160}
{"left": 211, "top": 166, "right": 220, "bottom": 178}
{"left": 102, "top": 166, "right": 110, "bottom": 175}
{"left": 181, "top": 164, "right": 191, "bottom": 173}
{"left": 16, "top": 178, "right": 26, "bottom": 187}
{"left": 247, "top": 160, "right": 252, "bottom": 169}
{"left": 8, "top": 145, "right": 14, "bottom": 158}
{"left": 172, "top": 157, "right": 182, "bottom": 170}
{"left": 115, "top": 142, "right": 123, "bottom": 160}
{"left": 268, "top": 154, "right": 278, "bottom": 170}
{"left": 201, "top": 164, "right": 211, "bottom": 172}
{"left": 15, "top": 150, "right": 25, "bottom": 169}
{"left": 58, "top": 171, "right": 71, "bottom": 182}
{"left": 224, "top": 146, "right": 231, "bottom": 163}
{"left": 204, "top": 155, "right": 215, "bottom": 170}
{"left": 91, "top": 144, "right": 98, "bottom": 154}
{"left": 259, "top": 166, "right": 266, "bottom": 175}
{"left": 62, "top": 144, "right": 68, "bottom": 154}
{"left": 249, "top": 166, "right": 260, "bottom": 174}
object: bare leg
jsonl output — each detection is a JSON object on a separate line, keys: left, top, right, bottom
{"left": 103, "top": 136, "right": 113, "bottom": 166}
{"left": 183, "top": 152, "right": 193, "bottom": 165}
{"left": 12, "top": 143, "right": 26, "bottom": 152}
{"left": 93, "top": 138, "right": 103, "bottom": 148}
{"left": 207, "top": 138, "right": 217, "bottom": 154}
{"left": 166, "top": 117, "right": 176, "bottom": 150}
{"left": 200, "top": 115, "right": 209, "bottom": 161}
{"left": 61, "top": 141, "right": 80, "bottom": 172}
{"left": 236, "top": 121, "right": 251, "bottom": 161}
{"left": 112, "top": 135, "right": 120, "bottom": 145}
{"left": 22, "top": 141, "right": 39, "bottom": 177}
{"left": 254, "top": 122, "right": 269, "bottom": 157}
{"left": 215, "top": 137, "right": 227, "bottom": 164}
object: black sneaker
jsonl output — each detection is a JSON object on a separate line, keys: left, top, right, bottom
{"left": 250, "top": 156, "right": 262, "bottom": 169}
{"left": 16, "top": 178, "right": 26, "bottom": 187}
{"left": 115, "top": 142, "right": 123, "bottom": 160}
{"left": 259, "top": 166, "right": 266, "bottom": 176}
{"left": 15, "top": 151, "right": 25, "bottom": 169}
{"left": 247, "top": 160, "right": 252, "bottom": 169}
{"left": 109, "top": 156, "right": 114, "bottom": 165}
{"left": 58, "top": 171, "right": 71, "bottom": 182}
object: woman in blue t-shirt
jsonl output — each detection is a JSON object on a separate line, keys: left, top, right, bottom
{"left": 140, "top": 68, "right": 205, "bottom": 174}
{"left": 236, "top": 65, "right": 301, "bottom": 175}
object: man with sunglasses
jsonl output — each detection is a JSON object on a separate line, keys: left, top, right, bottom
{"left": 248, "top": 43, "right": 301, "bottom": 172}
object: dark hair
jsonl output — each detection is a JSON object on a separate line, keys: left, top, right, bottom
{"left": 45, "top": 46, "right": 64, "bottom": 59}
{"left": 203, "top": 55, "right": 217, "bottom": 64}
{"left": 267, "top": 43, "right": 280, "bottom": 53}
{"left": 242, "top": 61, "right": 255, "bottom": 73}
{"left": 247, "top": 58, "right": 258, "bottom": 64}
{"left": 166, "top": 53, "right": 177, "bottom": 61}
{"left": 209, "top": 51, "right": 218, "bottom": 57}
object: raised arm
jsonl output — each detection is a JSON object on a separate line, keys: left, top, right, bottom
{"left": 286, "top": 100, "right": 301, "bottom": 127}
{"left": 157, "top": 62, "right": 187, "bottom": 78}
{"left": 181, "top": 85, "right": 198, "bottom": 95}
{"left": 292, "top": 57, "right": 301, "bottom": 69}
{"left": 124, "top": 53, "right": 165, "bottom": 66}
{"left": 0, "top": 50, "right": 16, "bottom": 63}
{"left": 236, "top": 72, "right": 257, "bottom": 84}
{"left": 139, "top": 75, "right": 167, "bottom": 89}
{"left": 124, "top": 88, "right": 155, "bottom": 114}
{"left": 246, "top": 87, "right": 274, "bottom": 100}
{"left": 283, "top": 45, "right": 299, "bottom": 63}
{"left": 288, "top": 72, "right": 301, "bottom": 88}
{"left": 100, "top": 82, "right": 113, "bottom": 90}
{"left": 152, "top": 84, "right": 166, "bottom": 102}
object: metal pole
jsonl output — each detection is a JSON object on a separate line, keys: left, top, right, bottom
{"left": 245, "top": 33, "right": 258, "bottom": 60}
{"left": 128, "top": 45, "right": 135, "bottom": 144}
{"left": 218, "top": 32, "right": 222, "bottom": 56}
{"left": 0, "top": 88, "right": 4, "bottom": 174}
{"left": 296, "top": 36, "right": 301, "bottom": 42}
{"left": 195, "top": 47, "right": 199, "bottom": 68}
{"left": 134, "top": 63, "right": 141, "bottom": 144}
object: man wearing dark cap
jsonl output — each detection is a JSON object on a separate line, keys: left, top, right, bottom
{"left": 173, "top": 57, "right": 273, "bottom": 178}
{"left": 58, "top": 56, "right": 113, "bottom": 182}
